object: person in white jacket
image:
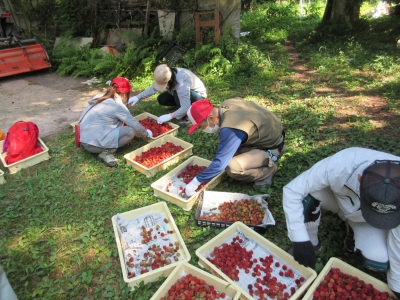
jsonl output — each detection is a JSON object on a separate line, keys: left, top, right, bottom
{"left": 283, "top": 147, "right": 400, "bottom": 298}
{"left": 127, "top": 64, "right": 207, "bottom": 127}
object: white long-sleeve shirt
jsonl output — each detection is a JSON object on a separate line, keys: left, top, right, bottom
{"left": 283, "top": 147, "right": 400, "bottom": 293}
{"left": 136, "top": 67, "right": 207, "bottom": 119}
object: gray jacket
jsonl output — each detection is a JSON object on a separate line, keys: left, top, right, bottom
{"left": 136, "top": 67, "right": 207, "bottom": 119}
{"left": 79, "top": 95, "right": 147, "bottom": 148}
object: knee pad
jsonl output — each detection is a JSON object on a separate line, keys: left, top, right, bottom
{"left": 303, "top": 194, "right": 321, "bottom": 223}
{"left": 354, "top": 250, "right": 389, "bottom": 272}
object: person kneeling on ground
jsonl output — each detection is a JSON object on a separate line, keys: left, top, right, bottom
{"left": 183, "top": 98, "right": 285, "bottom": 196}
{"left": 78, "top": 77, "right": 152, "bottom": 167}
{"left": 282, "top": 147, "right": 400, "bottom": 298}
{"left": 127, "top": 64, "right": 207, "bottom": 127}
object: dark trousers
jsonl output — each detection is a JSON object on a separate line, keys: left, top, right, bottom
{"left": 157, "top": 90, "right": 204, "bottom": 107}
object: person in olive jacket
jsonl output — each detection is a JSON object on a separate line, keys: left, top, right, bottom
{"left": 183, "top": 98, "right": 285, "bottom": 196}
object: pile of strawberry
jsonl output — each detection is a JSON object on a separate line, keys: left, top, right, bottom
{"left": 139, "top": 117, "right": 173, "bottom": 137}
{"left": 160, "top": 274, "right": 228, "bottom": 300}
{"left": 207, "top": 235, "right": 304, "bottom": 300}
{"left": 127, "top": 241, "right": 181, "bottom": 278}
{"left": 177, "top": 164, "right": 207, "bottom": 184}
{"left": 312, "top": 267, "right": 396, "bottom": 300}
{"left": 165, "top": 164, "right": 208, "bottom": 196}
{"left": 199, "top": 198, "right": 265, "bottom": 225}
{"left": 134, "top": 142, "right": 183, "bottom": 168}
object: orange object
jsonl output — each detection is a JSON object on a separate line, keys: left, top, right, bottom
{"left": 0, "top": 43, "right": 51, "bottom": 78}
{"left": 0, "top": 130, "right": 4, "bottom": 141}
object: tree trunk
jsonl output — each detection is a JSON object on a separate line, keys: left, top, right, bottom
{"left": 322, "top": 0, "right": 364, "bottom": 27}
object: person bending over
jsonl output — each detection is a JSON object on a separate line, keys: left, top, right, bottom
{"left": 283, "top": 147, "right": 400, "bottom": 298}
{"left": 183, "top": 98, "right": 285, "bottom": 196}
{"left": 128, "top": 64, "right": 207, "bottom": 127}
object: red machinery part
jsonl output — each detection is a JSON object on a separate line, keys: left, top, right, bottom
{"left": 0, "top": 43, "right": 51, "bottom": 78}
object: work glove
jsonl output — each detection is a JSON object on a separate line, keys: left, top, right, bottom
{"left": 393, "top": 291, "right": 400, "bottom": 300}
{"left": 146, "top": 129, "right": 153, "bottom": 137}
{"left": 292, "top": 241, "right": 317, "bottom": 268}
{"left": 185, "top": 177, "right": 200, "bottom": 197}
{"left": 157, "top": 114, "right": 172, "bottom": 124}
{"left": 128, "top": 96, "right": 139, "bottom": 106}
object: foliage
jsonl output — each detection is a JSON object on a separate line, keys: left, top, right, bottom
{"left": 52, "top": 28, "right": 168, "bottom": 79}
{"left": 2, "top": 3, "right": 400, "bottom": 300}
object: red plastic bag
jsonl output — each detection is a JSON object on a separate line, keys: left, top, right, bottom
{"left": 3, "top": 121, "right": 43, "bottom": 164}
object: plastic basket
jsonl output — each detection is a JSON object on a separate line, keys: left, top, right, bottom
{"left": 111, "top": 202, "right": 191, "bottom": 290}
{"left": 302, "top": 257, "right": 396, "bottom": 299}
{"left": 0, "top": 138, "right": 51, "bottom": 174}
{"left": 133, "top": 112, "right": 179, "bottom": 140}
{"left": 160, "top": 43, "right": 186, "bottom": 65}
{"left": 70, "top": 121, "right": 78, "bottom": 132}
{"left": 150, "top": 156, "right": 225, "bottom": 211}
{"left": 124, "top": 135, "right": 193, "bottom": 178}
{"left": 194, "top": 191, "right": 273, "bottom": 234}
{"left": 0, "top": 169, "right": 5, "bottom": 184}
{"left": 150, "top": 262, "right": 241, "bottom": 300}
{"left": 195, "top": 221, "right": 317, "bottom": 300}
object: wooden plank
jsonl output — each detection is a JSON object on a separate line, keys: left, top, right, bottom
{"left": 195, "top": 13, "right": 202, "bottom": 43}
{"left": 198, "top": 20, "right": 216, "bottom": 27}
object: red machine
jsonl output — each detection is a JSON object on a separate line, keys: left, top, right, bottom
{"left": 0, "top": 11, "right": 51, "bottom": 78}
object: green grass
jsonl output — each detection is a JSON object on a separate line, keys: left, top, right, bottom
{"left": 1, "top": 3, "right": 400, "bottom": 299}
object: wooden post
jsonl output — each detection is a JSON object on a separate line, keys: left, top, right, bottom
{"left": 195, "top": 9, "right": 221, "bottom": 44}
{"left": 144, "top": 0, "right": 151, "bottom": 35}
{"left": 195, "top": 12, "right": 202, "bottom": 43}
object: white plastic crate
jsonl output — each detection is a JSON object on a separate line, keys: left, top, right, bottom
{"left": 111, "top": 202, "right": 191, "bottom": 290}
{"left": 70, "top": 121, "right": 78, "bottom": 132}
{"left": 150, "top": 262, "right": 241, "bottom": 300}
{"left": 134, "top": 112, "right": 179, "bottom": 140}
{"left": 195, "top": 221, "right": 317, "bottom": 300}
{"left": 0, "top": 169, "right": 5, "bottom": 184}
{"left": 302, "top": 257, "right": 396, "bottom": 299}
{"left": 124, "top": 135, "right": 193, "bottom": 177}
{"left": 0, "top": 138, "right": 50, "bottom": 174}
{"left": 151, "top": 156, "right": 225, "bottom": 211}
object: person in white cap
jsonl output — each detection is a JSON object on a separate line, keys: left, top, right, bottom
{"left": 0, "top": 265, "right": 18, "bottom": 300}
{"left": 78, "top": 77, "right": 152, "bottom": 167}
{"left": 128, "top": 64, "right": 207, "bottom": 127}
{"left": 183, "top": 98, "right": 285, "bottom": 196}
{"left": 282, "top": 147, "right": 400, "bottom": 299}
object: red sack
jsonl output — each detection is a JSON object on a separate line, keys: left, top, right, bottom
{"left": 75, "top": 124, "right": 81, "bottom": 147}
{"left": 2, "top": 121, "right": 43, "bottom": 164}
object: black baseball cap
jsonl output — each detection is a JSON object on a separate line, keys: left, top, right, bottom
{"left": 360, "top": 160, "right": 400, "bottom": 230}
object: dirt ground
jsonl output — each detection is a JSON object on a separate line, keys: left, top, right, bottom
{"left": 0, "top": 70, "right": 104, "bottom": 138}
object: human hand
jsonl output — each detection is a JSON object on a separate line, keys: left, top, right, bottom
{"left": 292, "top": 241, "right": 317, "bottom": 268}
{"left": 185, "top": 177, "right": 200, "bottom": 197}
{"left": 157, "top": 114, "right": 172, "bottom": 124}
{"left": 128, "top": 96, "right": 139, "bottom": 106}
{"left": 146, "top": 129, "right": 153, "bottom": 137}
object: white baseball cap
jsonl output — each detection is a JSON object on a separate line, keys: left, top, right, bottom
{"left": 153, "top": 64, "right": 172, "bottom": 91}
